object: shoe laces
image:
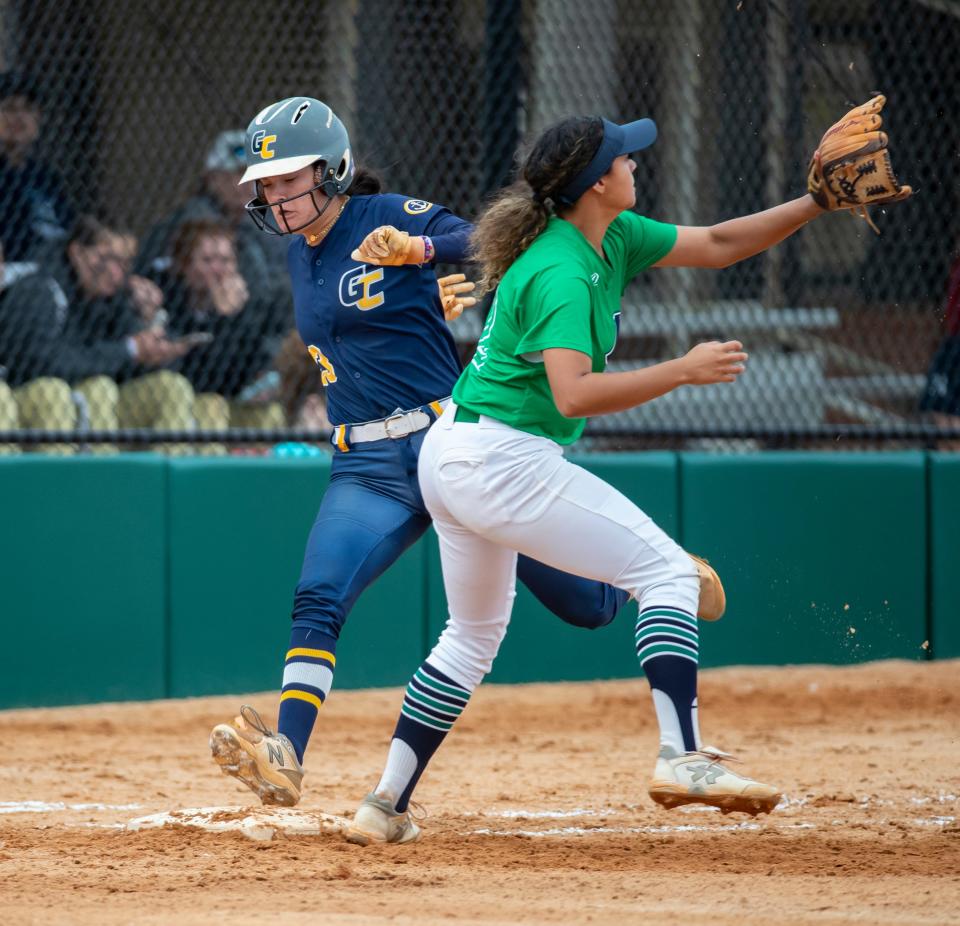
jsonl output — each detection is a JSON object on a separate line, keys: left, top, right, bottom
{"left": 690, "top": 745, "right": 738, "bottom": 764}
{"left": 240, "top": 704, "right": 275, "bottom": 738}
{"left": 407, "top": 800, "right": 428, "bottom": 822}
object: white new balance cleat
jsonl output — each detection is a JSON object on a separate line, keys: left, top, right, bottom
{"left": 210, "top": 705, "right": 304, "bottom": 807}
{"left": 648, "top": 745, "right": 781, "bottom": 816}
{"left": 344, "top": 792, "right": 422, "bottom": 846}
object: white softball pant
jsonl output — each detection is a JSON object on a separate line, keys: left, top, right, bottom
{"left": 418, "top": 405, "right": 700, "bottom": 689}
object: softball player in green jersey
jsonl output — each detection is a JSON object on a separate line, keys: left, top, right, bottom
{"left": 346, "top": 114, "right": 829, "bottom": 845}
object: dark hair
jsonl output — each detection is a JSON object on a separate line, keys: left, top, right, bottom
{"left": 469, "top": 116, "right": 603, "bottom": 294}
{"left": 171, "top": 218, "right": 235, "bottom": 274}
{"left": 68, "top": 214, "right": 130, "bottom": 249}
{"left": 345, "top": 165, "right": 383, "bottom": 196}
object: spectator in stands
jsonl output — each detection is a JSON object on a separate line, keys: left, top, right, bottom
{"left": 0, "top": 215, "right": 198, "bottom": 452}
{"left": 136, "top": 130, "right": 289, "bottom": 294}
{"left": 158, "top": 218, "right": 288, "bottom": 436}
{"left": 919, "top": 248, "right": 960, "bottom": 440}
{"left": 0, "top": 72, "right": 75, "bottom": 262}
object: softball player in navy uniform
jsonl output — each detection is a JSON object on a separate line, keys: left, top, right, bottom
{"left": 344, "top": 113, "right": 845, "bottom": 845}
{"left": 209, "top": 98, "right": 636, "bottom": 805}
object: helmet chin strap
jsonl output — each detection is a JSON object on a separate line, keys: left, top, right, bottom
{"left": 274, "top": 184, "right": 337, "bottom": 235}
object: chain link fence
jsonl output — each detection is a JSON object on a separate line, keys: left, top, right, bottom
{"left": 0, "top": 0, "right": 957, "bottom": 454}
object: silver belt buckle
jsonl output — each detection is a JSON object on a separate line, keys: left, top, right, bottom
{"left": 383, "top": 412, "right": 408, "bottom": 439}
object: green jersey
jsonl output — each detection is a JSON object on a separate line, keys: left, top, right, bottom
{"left": 453, "top": 211, "right": 677, "bottom": 444}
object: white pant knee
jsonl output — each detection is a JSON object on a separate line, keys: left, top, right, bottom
{"left": 426, "top": 610, "right": 512, "bottom": 691}
{"left": 633, "top": 547, "right": 700, "bottom": 616}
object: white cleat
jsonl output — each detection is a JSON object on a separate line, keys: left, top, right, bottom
{"left": 345, "top": 792, "right": 422, "bottom": 846}
{"left": 648, "top": 745, "right": 781, "bottom": 816}
{"left": 210, "top": 705, "right": 304, "bottom": 807}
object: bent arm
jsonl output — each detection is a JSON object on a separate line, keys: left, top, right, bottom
{"left": 654, "top": 194, "right": 823, "bottom": 270}
{"left": 51, "top": 340, "right": 134, "bottom": 382}
{"left": 545, "top": 349, "right": 688, "bottom": 417}
{"left": 423, "top": 210, "right": 473, "bottom": 263}
{"left": 544, "top": 341, "right": 747, "bottom": 419}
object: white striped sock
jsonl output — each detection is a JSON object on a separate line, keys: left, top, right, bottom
{"left": 375, "top": 738, "right": 419, "bottom": 806}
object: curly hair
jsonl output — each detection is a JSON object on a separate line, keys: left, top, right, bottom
{"left": 469, "top": 116, "right": 604, "bottom": 294}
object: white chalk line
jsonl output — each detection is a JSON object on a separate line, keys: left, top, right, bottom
{"left": 468, "top": 822, "right": 767, "bottom": 837}
{"left": 0, "top": 801, "right": 142, "bottom": 814}
{"left": 10, "top": 795, "right": 956, "bottom": 841}
{"left": 910, "top": 793, "right": 957, "bottom": 805}
{"left": 466, "top": 807, "right": 619, "bottom": 820}
{"left": 912, "top": 816, "right": 956, "bottom": 827}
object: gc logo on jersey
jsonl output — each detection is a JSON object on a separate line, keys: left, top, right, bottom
{"left": 251, "top": 130, "right": 277, "bottom": 160}
{"left": 403, "top": 199, "right": 433, "bottom": 215}
{"left": 340, "top": 265, "right": 385, "bottom": 311}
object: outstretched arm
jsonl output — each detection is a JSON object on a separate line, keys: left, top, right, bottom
{"left": 654, "top": 193, "right": 823, "bottom": 270}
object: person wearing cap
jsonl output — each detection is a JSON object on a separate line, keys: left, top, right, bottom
{"left": 345, "top": 113, "right": 829, "bottom": 845}
{"left": 134, "top": 129, "right": 290, "bottom": 301}
{"left": 0, "top": 72, "right": 75, "bottom": 263}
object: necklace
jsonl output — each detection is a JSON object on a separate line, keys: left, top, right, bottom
{"left": 307, "top": 195, "right": 350, "bottom": 246}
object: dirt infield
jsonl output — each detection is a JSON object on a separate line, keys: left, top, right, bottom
{"left": 2, "top": 660, "right": 958, "bottom": 925}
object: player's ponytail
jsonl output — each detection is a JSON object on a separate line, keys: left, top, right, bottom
{"left": 470, "top": 116, "right": 604, "bottom": 294}
{"left": 470, "top": 183, "right": 548, "bottom": 294}
{"left": 346, "top": 165, "right": 384, "bottom": 196}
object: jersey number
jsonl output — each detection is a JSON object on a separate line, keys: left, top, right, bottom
{"left": 307, "top": 345, "right": 338, "bottom": 386}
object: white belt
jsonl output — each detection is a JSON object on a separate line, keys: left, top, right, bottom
{"left": 332, "top": 398, "right": 450, "bottom": 451}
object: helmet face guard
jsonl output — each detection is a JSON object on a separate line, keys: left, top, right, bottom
{"left": 244, "top": 166, "right": 335, "bottom": 236}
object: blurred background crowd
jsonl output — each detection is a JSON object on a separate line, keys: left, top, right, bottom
{"left": 0, "top": 83, "right": 328, "bottom": 455}
{"left": 0, "top": 0, "right": 957, "bottom": 453}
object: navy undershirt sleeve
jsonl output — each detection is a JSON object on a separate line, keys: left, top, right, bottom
{"left": 423, "top": 211, "right": 473, "bottom": 263}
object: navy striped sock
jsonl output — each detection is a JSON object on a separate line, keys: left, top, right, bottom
{"left": 376, "top": 661, "right": 472, "bottom": 812}
{"left": 277, "top": 626, "right": 337, "bottom": 763}
{"left": 635, "top": 605, "right": 700, "bottom": 753}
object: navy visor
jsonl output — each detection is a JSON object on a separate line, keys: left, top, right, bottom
{"left": 556, "top": 117, "right": 657, "bottom": 205}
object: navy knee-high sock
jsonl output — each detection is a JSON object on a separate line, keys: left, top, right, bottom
{"left": 635, "top": 605, "right": 700, "bottom": 753}
{"left": 277, "top": 625, "right": 338, "bottom": 763}
{"left": 374, "top": 661, "right": 473, "bottom": 812}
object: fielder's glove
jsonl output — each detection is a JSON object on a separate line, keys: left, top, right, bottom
{"left": 807, "top": 94, "right": 912, "bottom": 233}
{"left": 437, "top": 273, "right": 477, "bottom": 322}
{"left": 351, "top": 225, "right": 423, "bottom": 265}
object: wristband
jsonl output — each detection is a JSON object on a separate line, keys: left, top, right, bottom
{"left": 421, "top": 236, "right": 435, "bottom": 263}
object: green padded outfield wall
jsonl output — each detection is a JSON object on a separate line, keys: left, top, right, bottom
{"left": 681, "top": 452, "right": 929, "bottom": 667}
{"left": 0, "top": 452, "right": 942, "bottom": 710}
{"left": 929, "top": 454, "right": 960, "bottom": 659}
{"left": 425, "top": 453, "right": 678, "bottom": 684}
{"left": 166, "top": 457, "right": 428, "bottom": 698}
{"left": 0, "top": 456, "right": 168, "bottom": 707}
